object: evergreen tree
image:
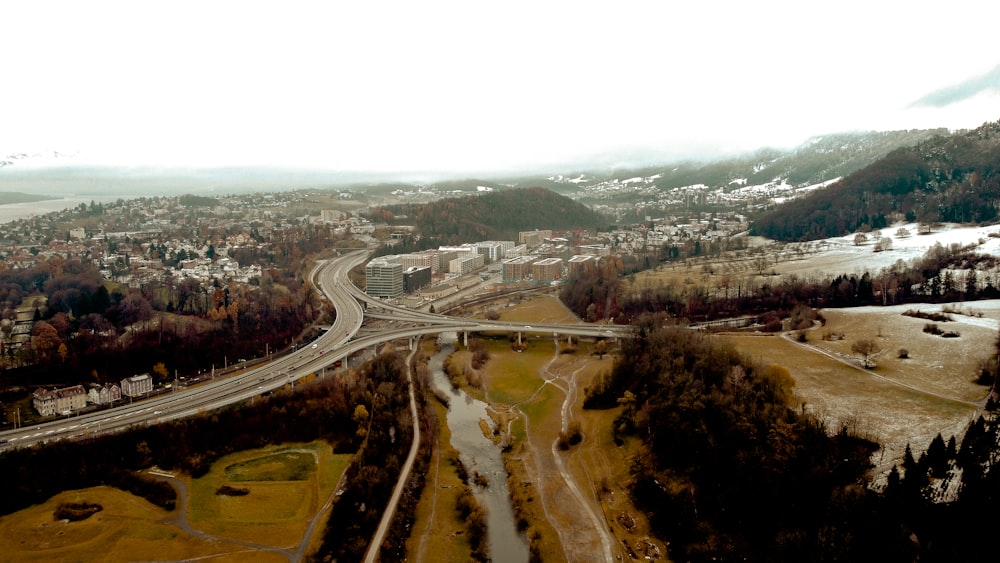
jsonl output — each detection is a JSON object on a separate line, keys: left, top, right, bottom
{"left": 924, "top": 434, "right": 949, "bottom": 478}
{"left": 965, "top": 269, "right": 979, "bottom": 298}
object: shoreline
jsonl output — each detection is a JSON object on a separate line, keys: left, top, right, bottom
{"left": 0, "top": 195, "right": 123, "bottom": 224}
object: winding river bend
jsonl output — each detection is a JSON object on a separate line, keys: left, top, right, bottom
{"left": 429, "top": 334, "right": 528, "bottom": 563}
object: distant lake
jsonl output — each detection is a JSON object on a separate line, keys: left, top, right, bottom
{"left": 0, "top": 195, "right": 123, "bottom": 224}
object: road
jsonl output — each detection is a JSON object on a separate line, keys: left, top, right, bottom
{"left": 0, "top": 248, "right": 635, "bottom": 561}
{"left": 0, "top": 248, "right": 630, "bottom": 449}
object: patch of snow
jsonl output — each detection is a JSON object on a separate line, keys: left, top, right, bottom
{"left": 778, "top": 222, "right": 1000, "bottom": 276}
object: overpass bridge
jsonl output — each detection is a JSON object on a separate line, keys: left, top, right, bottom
{"left": 0, "top": 249, "right": 631, "bottom": 448}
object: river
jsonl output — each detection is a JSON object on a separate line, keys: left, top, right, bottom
{"left": 428, "top": 334, "right": 529, "bottom": 563}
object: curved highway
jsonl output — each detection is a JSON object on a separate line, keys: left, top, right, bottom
{"left": 0, "top": 250, "right": 630, "bottom": 449}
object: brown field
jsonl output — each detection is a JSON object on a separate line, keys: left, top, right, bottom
{"left": 187, "top": 442, "right": 350, "bottom": 548}
{"left": 0, "top": 441, "right": 350, "bottom": 562}
{"left": 0, "top": 486, "right": 274, "bottom": 563}
{"left": 493, "top": 294, "right": 580, "bottom": 324}
{"left": 723, "top": 302, "right": 998, "bottom": 472}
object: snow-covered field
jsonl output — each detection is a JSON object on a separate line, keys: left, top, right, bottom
{"left": 755, "top": 223, "right": 1000, "bottom": 473}
{"left": 772, "top": 222, "right": 1000, "bottom": 278}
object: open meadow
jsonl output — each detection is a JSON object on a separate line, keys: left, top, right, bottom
{"left": 0, "top": 441, "right": 350, "bottom": 562}
{"left": 185, "top": 442, "right": 350, "bottom": 549}
{"left": 0, "top": 485, "right": 283, "bottom": 563}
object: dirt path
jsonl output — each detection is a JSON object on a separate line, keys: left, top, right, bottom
{"left": 782, "top": 330, "right": 983, "bottom": 407}
{"left": 549, "top": 359, "right": 615, "bottom": 561}
{"left": 293, "top": 464, "right": 350, "bottom": 561}
{"left": 510, "top": 339, "right": 616, "bottom": 562}
{"left": 412, "top": 436, "right": 441, "bottom": 563}
{"left": 364, "top": 346, "right": 422, "bottom": 563}
{"left": 150, "top": 471, "right": 296, "bottom": 561}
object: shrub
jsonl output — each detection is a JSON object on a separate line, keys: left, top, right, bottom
{"left": 472, "top": 471, "right": 490, "bottom": 488}
{"left": 54, "top": 502, "right": 102, "bottom": 521}
{"left": 906, "top": 310, "right": 953, "bottom": 322}
{"left": 216, "top": 485, "right": 250, "bottom": 496}
{"left": 898, "top": 349, "right": 909, "bottom": 359}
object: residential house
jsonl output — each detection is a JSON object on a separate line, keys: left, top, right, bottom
{"left": 33, "top": 385, "right": 87, "bottom": 416}
{"left": 121, "top": 373, "right": 154, "bottom": 398}
{"left": 88, "top": 383, "right": 122, "bottom": 405}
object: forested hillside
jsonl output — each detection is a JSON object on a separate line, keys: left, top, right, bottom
{"left": 367, "top": 187, "right": 606, "bottom": 244}
{"left": 589, "top": 316, "right": 1000, "bottom": 562}
{"left": 752, "top": 120, "right": 1000, "bottom": 241}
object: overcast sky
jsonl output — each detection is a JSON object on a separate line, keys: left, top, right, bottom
{"left": 4, "top": 1, "right": 1000, "bottom": 176}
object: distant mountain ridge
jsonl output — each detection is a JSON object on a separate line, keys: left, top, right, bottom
{"left": 0, "top": 128, "right": 966, "bottom": 224}
{"left": 751, "top": 120, "right": 1000, "bottom": 241}
{"left": 500, "top": 129, "right": 949, "bottom": 197}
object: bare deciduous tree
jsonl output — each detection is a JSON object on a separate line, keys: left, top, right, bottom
{"left": 851, "top": 339, "right": 882, "bottom": 368}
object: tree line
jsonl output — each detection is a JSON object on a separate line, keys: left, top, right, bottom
{"left": 560, "top": 242, "right": 1000, "bottom": 334}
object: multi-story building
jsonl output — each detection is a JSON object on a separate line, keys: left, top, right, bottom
{"left": 577, "top": 244, "right": 611, "bottom": 257}
{"left": 121, "top": 373, "right": 154, "bottom": 398}
{"left": 399, "top": 251, "right": 441, "bottom": 274}
{"left": 532, "top": 257, "right": 564, "bottom": 283}
{"left": 567, "top": 254, "right": 597, "bottom": 277}
{"left": 365, "top": 258, "right": 404, "bottom": 299}
{"left": 320, "top": 209, "right": 350, "bottom": 223}
{"left": 449, "top": 253, "right": 485, "bottom": 276}
{"left": 519, "top": 230, "right": 552, "bottom": 248}
{"left": 502, "top": 256, "right": 537, "bottom": 282}
{"left": 88, "top": 383, "right": 122, "bottom": 405}
{"left": 33, "top": 385, "right": 88, "bottom": 416}
{"left": 472, "top": 241, "right": 515, "bottom": 263}
{"left": 403, "top": 266, "right": 432, "bottom": 293}
{"left": 435, "top": 248, "right": 466, "bottom": 273}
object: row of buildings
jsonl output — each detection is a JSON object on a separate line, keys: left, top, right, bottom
{"left": 32, "top": 374, "right": 154, "bottom": 416}
{"left": 365, "top": 230, "right": 607, "bottom": 299}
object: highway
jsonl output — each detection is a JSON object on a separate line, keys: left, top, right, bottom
{"left": 0, "top": 250, "right": 630, "bottom": 449}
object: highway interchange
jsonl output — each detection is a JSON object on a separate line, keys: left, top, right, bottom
{"left": 0, "top": 250, "right": 631, "bottom": 450}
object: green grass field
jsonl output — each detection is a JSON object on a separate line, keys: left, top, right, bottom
{"left": 225, "top": 450, "right": 317, "bottom": 482}
{"left": 0, "top": 440, "right": 351, "bottom": 562}
{"left": 187, "top": 442, "right": 349, "bottom": 548}
{"left": 0, "top": 486, "right": 269, "bottom": 562}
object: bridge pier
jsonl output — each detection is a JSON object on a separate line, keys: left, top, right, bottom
{"left": 464, "top": 331, "right": 469, "bottom": 347}
{"left": 517, "top": 332, "right": 522, "bottom": 346}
